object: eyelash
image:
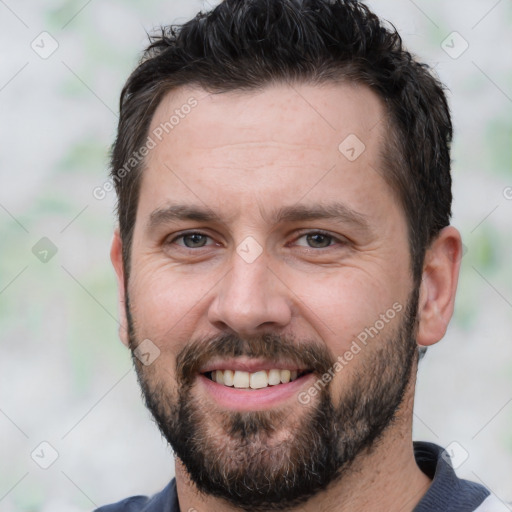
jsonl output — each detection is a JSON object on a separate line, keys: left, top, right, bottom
{"left": 166, "top": 230, "right": 346, "bottom": 250}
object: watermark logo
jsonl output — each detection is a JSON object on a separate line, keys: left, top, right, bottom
{"left": 134, "top": 339, "right": 161, "bottom": 366}
{"left": 236, "top": 236, "right": 263, "bottom": 264}
{"left": 441, "top": 441, "right": 469, "bottom": 469}
{"left": 31, "top": 441, "right": 59, "bottom": 469}
{"left": 441, "top": 31, "right": 469, "bottom": 59}
{"left": 32, "top": 237, "right": 58, "bottom": 263}
{"left": 338, "top": 134, "right": 366, "bottom": 162}
{"left": 31, "top": 32, "right": 59, "bottom": 59}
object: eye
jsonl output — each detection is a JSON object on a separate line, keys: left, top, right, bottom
{"left": 165, "top": 230, "right": 345, "bottom": 252}
{"left": 294, "top": 231, "right": 344, "bottom": 249}
{"left": 168, "top": 232, "right": 214, "bottom": 249}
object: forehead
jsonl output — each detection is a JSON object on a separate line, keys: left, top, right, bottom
{"left": 148, "top": 81, "right": 386, "bottom": 156}
{"left": 139, "top": 81, "right": 397, "bottom": 228}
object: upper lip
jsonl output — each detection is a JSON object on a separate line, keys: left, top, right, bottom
{"left": 199, "top": 358, "right": 308, "bottom": 373}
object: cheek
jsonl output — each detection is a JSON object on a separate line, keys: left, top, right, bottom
{"left": 294, "top": 268, "right": 403, "bottom": 347}
{"left": 127, "top": 263, "right": 220, "bottom": 355}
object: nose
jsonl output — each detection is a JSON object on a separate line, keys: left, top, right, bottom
{"left": 207, "top": 248, "right": 292, "bottom": 336}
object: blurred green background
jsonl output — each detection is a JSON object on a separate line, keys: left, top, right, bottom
{"left": 0, "top": 0, "right": 511, "bottom": 510}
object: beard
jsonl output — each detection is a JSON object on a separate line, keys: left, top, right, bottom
{"left": 126, "top": 289, "right": 419, "bottom": 511}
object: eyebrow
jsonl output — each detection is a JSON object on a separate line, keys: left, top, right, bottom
{"left": 147, "top": 204, "right": 222, "bottom": 232}
{"left": 146, "top": 202, "right": 372, "bottom": 234}
{"left": 270, "top": 203, "right": 371, "bottom": 232}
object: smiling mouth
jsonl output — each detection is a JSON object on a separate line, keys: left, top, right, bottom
{"left": 202, "top": 369, "right": 313, "bottom": 389}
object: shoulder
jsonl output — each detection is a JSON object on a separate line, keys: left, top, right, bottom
{"left": 94, "top": 495, "right": 150, "bottom": 512}
{"left": 413, "top": 441, "right": 500, "bottom": 512}
{"left": 94, "top": 479, "right": 178, "bottom": 512}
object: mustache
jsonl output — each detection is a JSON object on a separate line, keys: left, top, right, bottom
{"left": 176, "top": 332, "right": 337, "bottom": 387}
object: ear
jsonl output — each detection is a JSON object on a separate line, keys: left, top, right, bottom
{"left": 416, "top": 226, "right": 462, "bottom": 347}
{"left": 110, "top": 229, "right": 130, "bottom": 348}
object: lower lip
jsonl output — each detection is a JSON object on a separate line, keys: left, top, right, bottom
{"left": 197, "top": 373, "right": 316, "bottom": 411}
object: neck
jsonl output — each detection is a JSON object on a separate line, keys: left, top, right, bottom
{"left": 174, "top": 369, "right": 432, "bottom": 512}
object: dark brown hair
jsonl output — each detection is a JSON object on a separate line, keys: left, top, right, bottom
{"left": 111, "top": 0, "right": 453, "bottom": 283}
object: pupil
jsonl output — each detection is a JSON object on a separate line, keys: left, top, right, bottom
{"left": 185, "top": 234, "right": 206, "bottom": 248}
{"left": 307, "top": 234, "right": 330, "bottom": 248}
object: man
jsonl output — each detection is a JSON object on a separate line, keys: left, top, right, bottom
{"left": 97, "top": 0, "right": 500, "bottom": 510}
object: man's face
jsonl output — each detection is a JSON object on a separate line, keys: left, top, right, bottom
{"left": 117, "top": 83, "right": 419, "bottom": 510}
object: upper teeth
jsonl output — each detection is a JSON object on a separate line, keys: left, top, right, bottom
{"left": 211, "top": 369, "right": 300, "bottom": 389}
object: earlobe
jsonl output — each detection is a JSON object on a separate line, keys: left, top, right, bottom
{"left": 416, "top": 226, "right": 462, "bottom": 348}
{"left": 110, "top": 229, "right": 130, "bottom": 348}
